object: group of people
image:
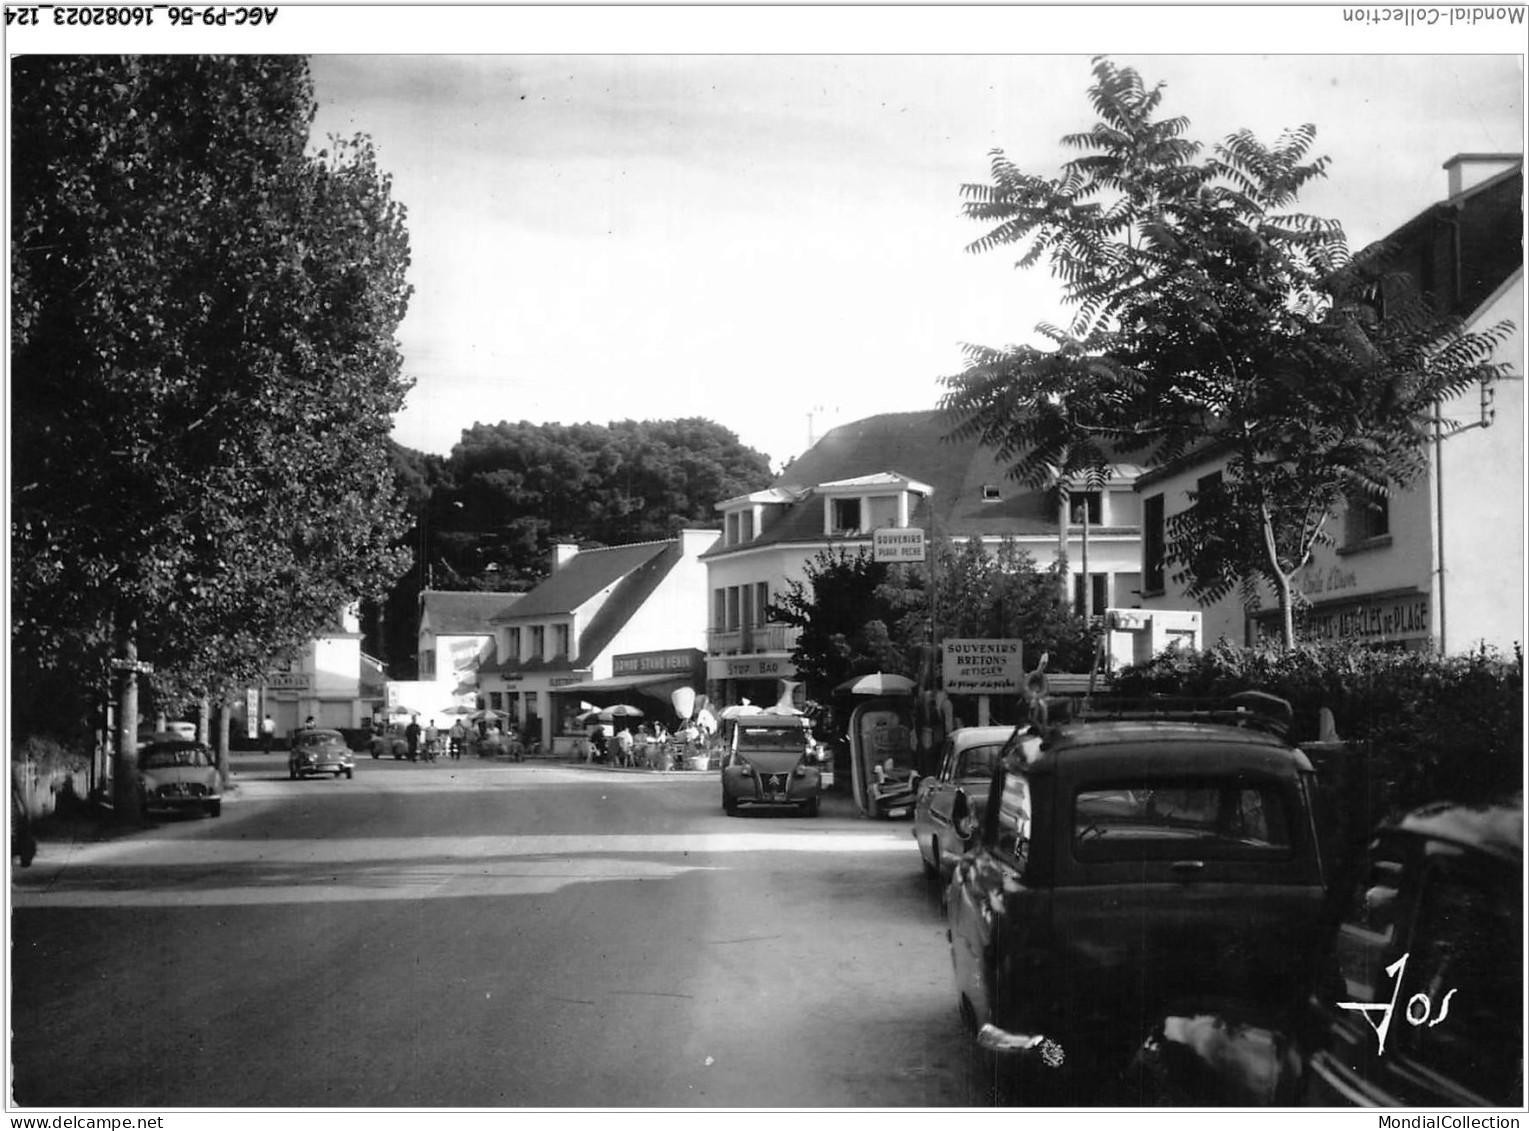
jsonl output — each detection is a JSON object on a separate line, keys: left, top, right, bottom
{"left": 367, "top": 715, "right": 530, "bottom": 762}
{"left": 585, "top": 720, "right": 713, "bottom": 768}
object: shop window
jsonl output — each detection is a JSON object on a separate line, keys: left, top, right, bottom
{"left": 1143, "top": 494, "right": 1165, "bottom": 593}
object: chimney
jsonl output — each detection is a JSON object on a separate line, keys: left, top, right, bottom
{"left": 1443, "top": 152, "right": 1521, "bottom": 197}
{"left": 679, "top": 528, "right": 721, "bottom": 559}
{"left": 550, "top": 542, "right": 579, "bottom": 572}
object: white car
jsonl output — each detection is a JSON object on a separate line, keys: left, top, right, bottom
{"left": 912, "top": 725, "right": 1018, "bottom": 884}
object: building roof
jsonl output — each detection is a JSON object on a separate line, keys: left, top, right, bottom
{"left": 494, "top": 540, "right": 675, "bottom": 621}
{"left": 705, "top": 411, "right": 1092, "bottom": 556}
{"left": 420, "top": 590, "right": 521, "bottom": 635}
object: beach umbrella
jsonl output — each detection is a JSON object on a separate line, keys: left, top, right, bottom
{"left": 471, "top": 708, "right": 509, "bottom": 722}
{"left": 442, "top": 705, "right": 475, "bottom": 717}
{"left": 719, "top": 700, "right": 762, "bottom": 721}
{"left": 834, "top": 672, "right": 917, "bottom": 696}
{"left": 577, "top": 704, "right": 645, "bottom": 724}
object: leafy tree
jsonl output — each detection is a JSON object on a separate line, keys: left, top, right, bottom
{"left": 940, "top": 57, "right": 1514, "bottom": 648}
{"left": 11, "top": 57, "right": 413, "bottom": 799}
{"left": 431, "top": 418, "right": 772, "bottom": 588}
{"left": 772, "top": 539, "right": 1098, "bottom": 702}
{"left": 769, "top": 548, "right": 899, "bottom": 699}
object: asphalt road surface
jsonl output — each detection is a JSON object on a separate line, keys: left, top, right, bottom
{"left": 10, "top": 753, "right": 993, "bottom": 1109}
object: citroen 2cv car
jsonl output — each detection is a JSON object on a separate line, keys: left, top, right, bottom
{"left": 721, "top": 714, "right": 824, "bottom": 817}
{"left": 945, "top": 696, "right": 1327, "bottom": 1102}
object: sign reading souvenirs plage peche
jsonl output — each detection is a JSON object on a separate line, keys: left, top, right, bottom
{"left": 873, "top": 527, "right": 926, "bottom": 562}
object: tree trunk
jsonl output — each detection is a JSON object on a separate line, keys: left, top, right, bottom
{"left": 112, "top": 633, "right": 142, "bottom": 825}
{"left": 214, "top": 698, "right": 232, "bottom": 787}
{"left": 1259, "top": 510, "right": 1297, "bottom": 650}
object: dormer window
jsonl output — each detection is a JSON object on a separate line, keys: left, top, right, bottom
{"left": 982, "top": 484, "right": 1001, "bottom": 502}
{"left": 831, "top": 498, "right": 862, "bottom": 535}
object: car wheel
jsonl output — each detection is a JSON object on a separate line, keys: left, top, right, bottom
{"left": 923, "top": 836, "right": 940, "bottom": 881}
{"left": 802, "top": 795, "right": 820, "bottom": 818}
{"left": 208, "top": 800, "right": 221, "bottom": 818}
{"left": 723, "top": 791, "right": 738, "bottom": 816}
{"left": 345, "top": 767, "right": 354, "bottom": 779}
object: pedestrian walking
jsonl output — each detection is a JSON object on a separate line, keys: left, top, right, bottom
{"left": 260, "top": 714, "right": 275, "bottom": 755}
{"left": 449, "top": 719, "right": 467, "bottom": 760}
{"left": 406, "top": 715, "right": 421, "bottom": 762}
{"left": 614, "top": 726, "right": 634, "bottom": 768}
{"left": 424, "top": 719, "right": 440, "bottom": 762}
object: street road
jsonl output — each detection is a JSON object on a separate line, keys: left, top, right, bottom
{"left": 10, "top": 754, "right": 990, "bottom": 1108}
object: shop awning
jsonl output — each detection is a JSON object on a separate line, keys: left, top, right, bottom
{"left": 556, "top": 672, "right": 694, "bottom": 694}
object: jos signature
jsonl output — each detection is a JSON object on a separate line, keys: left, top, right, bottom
{"left": 1337, "top": 951, "right": 1456, "bottom": 1055}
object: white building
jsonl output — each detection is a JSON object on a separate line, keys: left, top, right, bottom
{"left": 1137, "top": 154, "right": 1524, "bottom": 655}
{"left": 705, "top": 411, "right": 1145, "bottom": 704}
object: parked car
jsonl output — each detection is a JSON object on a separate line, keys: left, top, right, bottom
{"left": 137, "top": 738, "right": 222, "bottom": 818}
{"left": 913, "top": 724, "right": 1021, "bottom": 886}
{"left": 1129, "top": 796, "right": 1524, "bottom": 1107}
{"left": 945, "top": 696, "right": 1327, "bottom": 1102}
{"left": 288, "top": 728, "right": 355, "bottom": 780}
{"left": 721, "top": 714, "right": 823, "bottom": 817}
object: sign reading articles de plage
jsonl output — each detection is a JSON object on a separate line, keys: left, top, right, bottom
{"left": 942, "top": 639, "right": 1025, "bottom": 694}
{"left": 873, "top": 527, "right": 925, "bottom": 562}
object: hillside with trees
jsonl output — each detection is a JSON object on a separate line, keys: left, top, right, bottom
{"left": 367, "top": 419, "right": 773, "bottom": 676}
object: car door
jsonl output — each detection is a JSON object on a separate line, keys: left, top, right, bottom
{"left": 916, "top": 740, "right": 957, "bottom": 859}
{"left": 948, "top": 761, "right": 1040, "bottom": 1033}
{"left": 1308, "top": 834, "right": 1522, "bottom": 1106}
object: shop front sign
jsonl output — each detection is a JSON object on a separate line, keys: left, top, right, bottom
{"left": 942, "top": 639, "right": 1025, "bottom": 694}
{"left": 613, "top": 649, "right": 702, "bottom": 677}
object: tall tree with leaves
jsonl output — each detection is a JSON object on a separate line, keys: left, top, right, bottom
{"left": 941, "top": 57, "right": 1514, "bottom": 647}
{"left": 11, "top": 57, "right": 414, "bottom": 799}
{"left": 769, "top": 549, "right": 899, "bottom": 699}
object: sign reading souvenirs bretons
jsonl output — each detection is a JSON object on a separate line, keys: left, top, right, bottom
{"left": 942, "top": 639, "right": 1025, "bottom": 694}
{"left": 873, "top": 527, "right": 926, "bottom": 562}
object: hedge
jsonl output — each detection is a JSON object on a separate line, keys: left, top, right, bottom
{"left": 1112, "top": 640, "right": 1523, "bottom": 818}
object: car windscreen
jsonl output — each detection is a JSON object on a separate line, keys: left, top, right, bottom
{"left": 141, "top": 744, "right": 211, "bottom": 769}
{"left": 1072, "top": 778, "right": 1293, "bottom": 861}
{"left": 295, "top": 731, "right": 343, "bottom": 746}
{"left": 737, "top": 726, "right": 806, "bottom": 750}
{"left": 958, "top": 743, "right": 1003, "bottom": 780}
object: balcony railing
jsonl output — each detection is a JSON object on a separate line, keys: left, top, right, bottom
{"left": 707, "top": 623, "right": 800, "bottom": 655}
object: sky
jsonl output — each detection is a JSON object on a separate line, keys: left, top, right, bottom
{"left": 305, "top": 45, "right": 1523, "bottom": 470}
{"left": 8, "top": 6, "right": 1526, "bottom": 472}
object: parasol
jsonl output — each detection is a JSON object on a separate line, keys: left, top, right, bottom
{"left": 834, "top": 672, "right": 917, "bottom": 697}
{"left": 577, "top": 704, "right": 645, "bottom": 723}
{"left": 719, "top": 700, "right": 762, "bottom": 721}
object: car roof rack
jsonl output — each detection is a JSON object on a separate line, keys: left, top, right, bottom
{"left": 1068, "top": 689, "right": 1294, "bottom": 740}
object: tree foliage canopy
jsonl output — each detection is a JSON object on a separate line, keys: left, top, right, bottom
{"left": 10, "top": 56, "right": 415, "bottom": 719}
{"left": 940, "top": 57, "right": 1515, "bottom": 645}
{"left": 770, "top": 540, "right": 1097, "bottom": 701}
{"left": 418, "top": 418, "right": 773, "bottom": 590}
